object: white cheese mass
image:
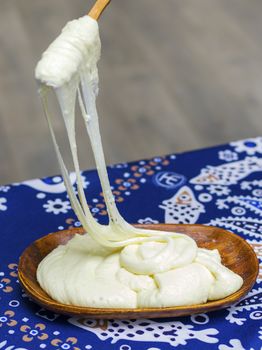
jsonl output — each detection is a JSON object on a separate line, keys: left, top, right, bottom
{"left": 35, "top": 15, "right": 243, "bottom": 308}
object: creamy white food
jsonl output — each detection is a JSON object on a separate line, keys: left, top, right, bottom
{"left": 35, "top": 15, "right": 243, "bottom": 308}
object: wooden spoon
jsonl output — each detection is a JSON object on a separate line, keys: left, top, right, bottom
{"left": 88, "top": 0, "right": 111, "bottom": 20}
{"left": 18, "top": 224, "right": 258, "bottom": 319}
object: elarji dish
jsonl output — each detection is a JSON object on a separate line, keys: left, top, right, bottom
{"left": 19, "top": 0, "right": 258, "bottom": 318}
{"left": 18, "top": 224, "right": 258, "bottom": 319}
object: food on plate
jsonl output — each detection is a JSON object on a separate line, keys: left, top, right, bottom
{"left": 35, "top": 15, "right": 243, "bottom": 308}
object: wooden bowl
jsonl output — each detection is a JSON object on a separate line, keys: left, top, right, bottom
{"left": 18, "top": 224, "right": 258, "bottom": 319}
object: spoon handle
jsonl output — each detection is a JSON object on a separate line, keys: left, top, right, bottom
{"left": 88, "top": 0, "right": 111, "bottom": 20}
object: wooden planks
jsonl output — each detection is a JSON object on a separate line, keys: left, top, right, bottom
{"left": 0, "top": 0, "right": 261, "bottom": 183}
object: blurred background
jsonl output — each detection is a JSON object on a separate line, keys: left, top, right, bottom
{"left": 0, "top": 0, "right": 262, "bottom": 184}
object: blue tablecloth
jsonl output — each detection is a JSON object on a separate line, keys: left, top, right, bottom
{"left": 0, "top": 137, "right": 261, "bottom": 350}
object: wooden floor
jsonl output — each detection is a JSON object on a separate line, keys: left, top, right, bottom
{"left": 1, "top": 0, "right": 262, "bottom": 184}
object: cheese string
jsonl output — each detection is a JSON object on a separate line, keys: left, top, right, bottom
{"left": 78, "top": 71, "right": 196, "bottom": 244}
{"left": 39, "top": 79, "right": 195, "bottom": 255}
{"left": 39, "top": 85, "right": 102, "bottom": 237}
{"left": 36, "top": 14, "right": 196, "bottom": 256}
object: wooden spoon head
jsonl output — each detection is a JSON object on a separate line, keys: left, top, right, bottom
{"left": 18, "top": 224, "right": 258, "bottom": 319}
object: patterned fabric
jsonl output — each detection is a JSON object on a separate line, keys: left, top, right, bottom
{"left": 0, "top": 137, "right": 261, "bottom": 350}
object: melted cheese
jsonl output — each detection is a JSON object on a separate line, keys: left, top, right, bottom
{"left": 35, "top": 15, "right": 243, "bottom": 308}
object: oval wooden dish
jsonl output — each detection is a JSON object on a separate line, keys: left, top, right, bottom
{"left": 18, "top": 224, "right": 258, "bottom": 319}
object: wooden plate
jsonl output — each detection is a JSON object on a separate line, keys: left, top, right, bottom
{"left": 18, "top": 224, "right": 258, "bottom": 319}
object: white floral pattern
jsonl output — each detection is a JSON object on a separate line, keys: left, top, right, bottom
{"left": 43, "top": 198, "right": 71, "bottom": 215}
{"left": 207, "top": 185, "right": 231, "bottom": 196}
{"left": 224, "top": 287, "right": 262, "bottom": 326}
{"left": 218, "top": 339, "right": 245, "bottom": 350}
{"left": 137, "top": 217, "right": 159, "bottom": 224}
{"left": 240, "top": 179, "right": 262, "bottom": 190}
{"left": 215, "top": 195, "right": 262, "bottom": 216}
{"left": 218, "top": 150, "right": 238, "bottom": 162}
{"left": 230, "top": 137, "right": 262, "bottom": 155}
{"left": 81, "top": 175, "right": 90, "bottom": 189}
{"left": 0, "top": 197, "right": 7, "bottom": 211}
{"left": 0, "top": 186, "right": 10, "bottom": 193}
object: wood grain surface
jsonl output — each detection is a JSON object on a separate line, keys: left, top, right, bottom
{"left": 1, "top": 0, "right": 262, "bottom": 184}
{"left": 18, "top": 224, "right": 258, "bottom": 319}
